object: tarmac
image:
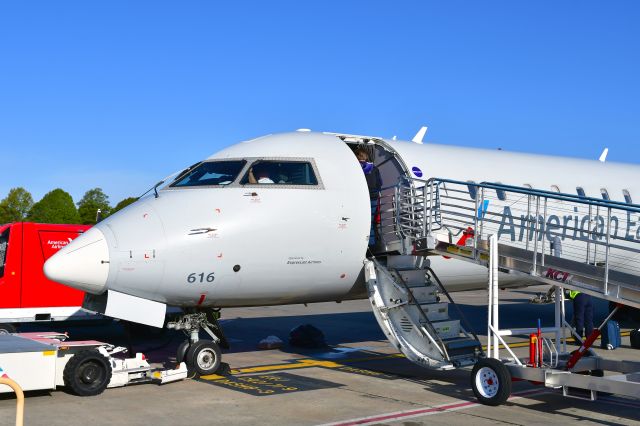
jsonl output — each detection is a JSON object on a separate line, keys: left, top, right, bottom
{"left": 1, "top": 284, "right": 639, "bottom": 426}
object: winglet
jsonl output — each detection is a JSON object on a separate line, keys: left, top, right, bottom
{"left": 599, "top": 148, "right": 608, "bottom": 162}
{"left": 411, "top": 126, "right": 428, "bottom": 144}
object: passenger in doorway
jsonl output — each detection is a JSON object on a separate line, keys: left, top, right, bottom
{"left": 568, "top": 290, "right": 594, "bottom": 344}
{"left": 355, "top": 148, "right": 382, "bottom": 246}
{"left": 248, "top": 164, "right": 275, "bottom": 184}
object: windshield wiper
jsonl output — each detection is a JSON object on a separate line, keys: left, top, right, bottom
{"left": 139, "top": 180, "right": 165, "bottom": 199}
{"left": 138, "top": 161, "right": 204, "bottom": 199}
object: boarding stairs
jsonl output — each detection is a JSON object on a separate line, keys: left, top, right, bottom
{"left": 365, "top": 176, "right": 640, "bottom": 371}
{"left": 365, "top": 254, "right": 482, "bottom": 369}
{"left": 398, "top": 178, "right": 640, "bottom": 309}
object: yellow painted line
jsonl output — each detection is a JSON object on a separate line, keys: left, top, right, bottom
{"left": 481, "top": 330, "right": 631, "bottom": 351}
{"left": 199, "top": 373, "right": 227, "bottom": 380}
{"left": 199, "top": 330, "right": 634, "bottom": 379}
{"left": 229, "top": 359, "right": 342, "bottom": 375}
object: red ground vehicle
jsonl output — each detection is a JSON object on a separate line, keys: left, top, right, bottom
{"left": 0, "top": 222, "right": 100, "bottom": 333}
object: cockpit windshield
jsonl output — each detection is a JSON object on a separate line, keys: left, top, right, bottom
{"left": 170, "top": 160, "right": 247, "bottom": 188}
{"left": 0, "top": 227, "right": 9, "bottom": 278}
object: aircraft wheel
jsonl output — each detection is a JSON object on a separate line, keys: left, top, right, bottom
{"left": 63, "top": 349, "right": 112, "bottom": 396}
{"left": 176, "top": 340, "right": 190, "bottom": 364}
{"left": 186, "top": 340, "right": 222, "bottom": 376}
{"left": 0, "top": 323, "right": 16, "bottom": 334}
{"left": 471, "top": 358, "right": 512, "bottom": 406}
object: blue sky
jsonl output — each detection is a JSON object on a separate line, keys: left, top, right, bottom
{"left": 1, "top": 1, "right": 639, "bottom": 205}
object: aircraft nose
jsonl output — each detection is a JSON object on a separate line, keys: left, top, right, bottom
{"left": 44, "top": 227, "right": 110, "bottom": 294}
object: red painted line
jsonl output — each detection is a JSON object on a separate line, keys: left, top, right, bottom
{"left": 323, "top": 388, "right": 550, "bottom": 426}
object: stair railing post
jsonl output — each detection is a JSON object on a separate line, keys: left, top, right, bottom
{"left": 554, "top": 285, "right": 562, "bottom": 351}
{"left": 604, "top": 207, "right": 612, "bottom": 296}
{"left": 560, "top": 286, "right": 567, "bottom": 353}
{"left": 423, "top": 181, "right": 428, "bottom": 238}
{"left": 479, "top": 187, "right": 485, "bottom": 240}
{"left": 541, "top": 197, "right": 548, "bottom": 267}
{"left": 526, "top": 193, "right": 532, "bottom": 251}
{"left": 532, "top": 196, "right": 540, "bottom": 274}
{"left": 586, "top": 204, "right": 592, "bottom": 263}
{"left": 473, "top": 185, "right": 479, "bottom": 255}
{"left": 490, "top": 234, "right": 500, "bottom": 359}
{"left": 487, "top": 247, "right": 493, "bottom": 358}
{"left": 428, "top": 180, "right": 434, "bottom": 236}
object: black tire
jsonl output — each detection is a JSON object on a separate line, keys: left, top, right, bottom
{"left": 63, "top": 349, "right": 112, "bottom": 396}
{"left": 186, "top": 340, "right": 222, "bottom": 376}
{"left": 471, "top": 358, "right": 512, "bottom": 406}
{"left": 0, "top": 323, "right": 16, "bottom": 334}
{"left": 176, "top": 340, "right": 190, "bottom": 364}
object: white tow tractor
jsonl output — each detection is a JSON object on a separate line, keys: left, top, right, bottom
{"left": 0, "top": 332, "right": 187, "bottom": 396}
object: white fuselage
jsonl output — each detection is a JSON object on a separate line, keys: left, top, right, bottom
{"left": 44, "top": 131, "right": 640, "bottom": 310}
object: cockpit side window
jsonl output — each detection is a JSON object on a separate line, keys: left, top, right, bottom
{"left": 241, "top": 160, "right": 318, "bottom": 185}
{"left": 0, "top": 227, "right": 10, "bottom": 278}
{"left": 170, "top": 160, "right": 247, "bottom": 188}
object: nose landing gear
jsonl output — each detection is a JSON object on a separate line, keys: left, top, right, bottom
{"left": 167, "top": 309, "right": 228, "bottom": 375}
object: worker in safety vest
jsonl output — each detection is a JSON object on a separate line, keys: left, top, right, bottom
{"left": 567, "top": 290, "right": 594, "bottom": 343}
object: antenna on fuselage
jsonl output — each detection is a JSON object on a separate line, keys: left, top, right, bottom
{"left": 412, "top": 126, "right": 428, "bottom": 144}
{"left": 599, "top": 148, "right": 609, "bottom": 162}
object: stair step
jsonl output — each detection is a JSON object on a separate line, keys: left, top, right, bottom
{"left": 397, "top": 270, "right": 426, "bottom": 286}
{"left": 409, "top": 302, "right": 449, "bottom": 321}
{"left": 386, "top": 255, "right": 424, "bottom": 270}
{"left": 429, "top": 319, "right": 461, "bottom": 340}
{"left": 443, "top": 338, "right": 482, "bottom": 359}
{"left": 444, "top": 337, "right": 481, "bottom": 351}
{"left": 410, "top": 286, "right": 438, "bottom": 304}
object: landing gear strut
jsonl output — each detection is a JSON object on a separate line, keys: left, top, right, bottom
{"left": 167, "top": 309, "right": 227, "bottom": 375}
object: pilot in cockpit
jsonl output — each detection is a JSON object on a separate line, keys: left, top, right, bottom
{"left": 247, "top": 164, "right": 275, "bottom": 184}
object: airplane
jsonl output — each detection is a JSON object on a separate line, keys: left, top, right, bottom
{"left": 43, "top": 130, "right": 640, "bottom": 376}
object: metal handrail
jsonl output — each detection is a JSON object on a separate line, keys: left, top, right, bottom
{"left": 429, "top": 177, "right": 640, "bottom": 213}
{"left": 380, "top": 263, "right": 451, "bottom": 362}
{"left": 392, "top": 176, "right": 640, "bottom": 308}
{"left": 426, "top": 266, "right": 484, "bottom": 356}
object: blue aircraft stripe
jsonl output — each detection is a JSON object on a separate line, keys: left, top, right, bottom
{"left": 477, "top": 199, "right": 490, "bottom": 219}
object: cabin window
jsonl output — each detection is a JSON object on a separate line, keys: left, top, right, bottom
{"left": 467, "top": 182, "right": 477, "bottom": 200}
{"left": 0, "top": 227, "right": 9, "bottom": 278}
{"left": 171, "top": 160, "right": 247, "bottom": 187}
{"left": 576, "top": 187, "right": 586, "bottom": 198}
{"left": 623, "top": 189, "right": 633, "bottom": 204}
{"left": 601, "top": 188, "right": 610, "bottom": 201}
{"left": 241, "top": 160, "right": 318, "bottom": 185}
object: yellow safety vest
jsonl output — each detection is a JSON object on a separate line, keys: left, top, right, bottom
{"left": 569, "top": 290, "right": 580, "bottom": 300}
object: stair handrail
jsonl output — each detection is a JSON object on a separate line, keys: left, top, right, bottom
{"left": 371, "top": 258, "right": 452, "bottom": 362}
{"left": 426, "top": 266, "right": 484, "bottom": 356}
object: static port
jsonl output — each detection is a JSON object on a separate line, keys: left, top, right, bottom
{"left": 233, "top": 265, "right": 241, "bottom": 272}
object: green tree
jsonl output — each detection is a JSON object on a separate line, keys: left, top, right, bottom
{"left": 77, "top": 188, "right": 111, "bottom": 224}
{"left": 0, "top": 187, "right": 34, "bottom": 223}
{"left": 28, "top": 189, "right": 80, "bottom": 224}
{"left": 111, "top": 197, "right": 138, "bottom": 215}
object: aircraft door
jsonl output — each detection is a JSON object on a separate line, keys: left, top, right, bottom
{"left": 348, "top": 141, "right": 410, "bottom": 254}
